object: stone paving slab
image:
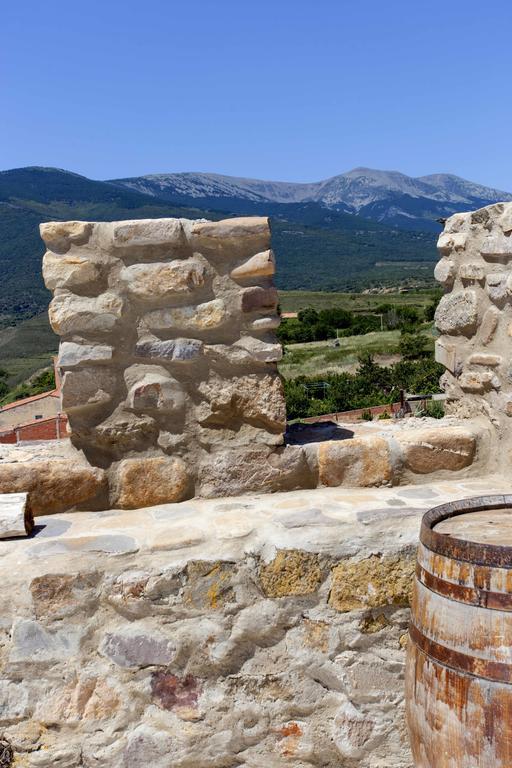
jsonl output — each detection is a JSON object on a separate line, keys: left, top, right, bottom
{"left": 1, "top": 475, "right": 509, "bottom": 574}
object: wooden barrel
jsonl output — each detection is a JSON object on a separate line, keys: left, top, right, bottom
{"left": 406, "top": 495, "right": 512, "bottom": 767}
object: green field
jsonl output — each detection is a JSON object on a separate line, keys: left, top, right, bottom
{"left": 278, "top": 325, "right": 436, "bottom": 379}
{"left": 278, "top": 289, "right": 439, "bottom": 314}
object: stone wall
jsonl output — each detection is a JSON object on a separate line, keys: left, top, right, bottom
{"left": 435, "top": 202, "right": 512, "bottom": 465}
{"left": 41, "top": 217, "right": 286, "bottom": 508}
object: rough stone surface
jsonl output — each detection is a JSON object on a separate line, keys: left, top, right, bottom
{"left": 42, "top": 216, "right": 286, "bottom": 507}
{"left": 434, "top": 203, "right": 512, "bottom": 472}
{"left": 1, "top": 477, "right": 506, "bottom": 768}
{"left": 395, "top": 427, "right": 477, "bottom": 474}
{"left": 315, "top": 437, "right": 393, "bottom": 487}
{"left": 112, "top": 456, "right": 190, "bottom": 508}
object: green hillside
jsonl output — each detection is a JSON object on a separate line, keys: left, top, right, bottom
{"left": 0, "top": 166, "right": 438, "bottom": 331}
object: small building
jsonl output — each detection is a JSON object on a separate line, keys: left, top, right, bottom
{"left": 0, "top": 389, "right": 62, "bottom": 430}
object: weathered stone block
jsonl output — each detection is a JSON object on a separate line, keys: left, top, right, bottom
{"left": 315, "top": 437, "right": 393, "bottom": 487}
{"left": 329, "top": 554, "right": 415, "bottom": 612}
{"left": 479, "top": 306, "right": 500, "bottom": 344}
{"left": 481, "top": 233, "right": 512, "bottom": 259}
{"left": 134, "top": 337, "right": 203, "bottom": 363}
{"left": 435, "top": 340, "right": 457, "bottom": 373}
{"left": 433, "top": 258, "right": 456, "bottom": 286}
{"left": 396, "top": 428, "right": 476, "bottom": 474}
{"left": 260, "top": 550, "right": 322, "bottom": 597}
{"left": 112, "top": 456, "right": 189, "bottom": 509}
{"left": 459, "top": 262, "right": 485, "bottom": 281}
{"left": 230, "top": 249, "right": 275, "bottom": 280}
{"left": 435, "top": 290, "right": 478, "bottom": 335}
{"left": 120, "top": 258, "right": 207, "bottom": 299}
{"left": 43, "top": 251, "right": 101, "bottom": 291}
{"left": 101, "top": 628, "right": 175, "bottom": 668}
{"left": 190, "top": 216, "right": 270, "bottom": 256}
{"left": 58, "top": 342, "right": 113, "bottom": 368}
{"left": 437, "top": 232, "right": 467, "bottom": 253}
{"left": 0, "top": 460, "right": 107, "bottom": 515}
{"left": 49, "top": 292, "right": 125, "bottom": 335}
{"left": 112, "top": 218, "right": 186, "bottom": 248}
{"left": 40, "top": 221, "right": 93, "bottom": 254}
{"left": 61, "top": 368, "right": 117, "bottom": 411}
{"left": 143, "top": 298, "right": 229, "bottom": 332}
{"left": 459, "top": 370, "right": 497, "bottom": 393}
{"left": 486, "top": 271, "right": 508, "bottom": 302}
{"left": 241, "top": 286, "right": 279, "bottom": 313}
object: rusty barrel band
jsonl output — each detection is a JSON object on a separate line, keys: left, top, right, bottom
{"left": 416, "top": 563, "right": 512, "bottom": 612}
{"left": 420, "top": 495, "right": 512, "bottom": 568}
{"left": 409, "top": 623, "right": 512, "bottom": 684}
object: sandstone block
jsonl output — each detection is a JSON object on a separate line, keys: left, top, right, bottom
{"left": 120, "top": 258, "right": 207, "bottom": 299}
{"left": 459, "top": 262, "right": 485, "bottom": 281}
{"left": 435, "top": 289, "right": 478, "bottom": 335}
{"left": 481, "top": 233, "right": 512, "bottom": 259}
{"left": 260, "top": 550, "right": 322, "bottom": 597}
{"left": 49, "top": 292, "right": 124, "bottom": 335}
{"left": 143, "top": 298, "right": 229, "bottom": 332}
{"left": 435, "top": 340, "right": 457, "bottom": 373}
{"left": 479, "top": 306, "right": 500, "bottom": 344}
{"left": 134, "top": 337, "right": 203, "bottom": 363}
{"left": 190, "top": 216, "right": 270, "bottom": 256}
{"left": 40, "top": 221, "right": 93, "bottom": 254}
{"left": 0, "top": 493, "right": 33, "bottom": 538}
{"left": 30, "top": 572, "right": 102, "bottom": 620}
{"left": 101, "top": 629, "right": 175, "bottom": 668}
{"left": 58, "top": 342, "right": 113, "bottom": 368}
{"left": 126, "top": 372, "right": 186, "bottom": 413}
{"left": 112, "top": 218, "right": 186, "bottom": 248}
{"left": 230, "top": 249, "right": 275, "bottom": 280}
{"left": 444, "top": 212, "right": 471, "bottom": 233}
{"left": 329, "top": 554, "right": 415, "bottom": 612}
{"left": 9, "top": 619, "right": 83, "bottom": 663}
{"left": 486, "top": 271, "right": 508, "bottom": 302}
{"left": 197, "top": 373, "right": 286, "bottom": 432}
{"left": 198, "top": 446, "right": 311, "bottom": 498}
{"left": 499, "top": 206, "right": 512, "bottom": 233}
{"left": 468, "top": 353, "right": 502, "bottom": 366}
{"left": 241, "top": 286, "right": 279, "bottom": 313}
{"left": 61, "top": 368, "right": 117, "bottom": 411}
{"left": 43, "top": 251, "right": 101, "bottom": 291}
{"left": 249, "top": 315, "right": 281, "bottom": 331}
{"left": 437, "top": 232, "right": 467, "bottom": 253}
{"left": 112, "top": 456, "right": 189, "bottom": 508}
{"left": 314, "top": 437, "right": 393, "bottom": 487}
{"left": 459, "top": 370, "right": 497, "bottom": 393}
{"left": 396, "top": 427, "right": 476, "bottom": 474}
{"left": 433, "top": 258, "right": 456, "bottom": 286}
{"left": 233, "top": 335, "right": 282, "bottom": 362}
{"left": 0, "top": 460, "right": 107, "bottom": 515}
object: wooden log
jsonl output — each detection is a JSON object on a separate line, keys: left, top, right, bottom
{"left": 0, "top": 493, "right": 33, "bottom": 538}
{"left": 406, "top": 495, "right": 512, "bottom": 767}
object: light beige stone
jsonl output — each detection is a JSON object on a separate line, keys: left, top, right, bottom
{"left": 40, "top": 221, "right": 93, "bottom": 253}
{"left": 396, "top": 428, "right": 476, "bottom": 474}
{"left": 43, "top": 251, "right": 101, "bottom": 291}
{"left": 197, "top": 373, "right": 286, "bottom": 433}
{"left": 479, "top": 306, "right": 500, "bottom": 344}
{"left": 143, "top": 298, "right": 229, "bottom": 332}
{"left": 58, "top": 342, "right": 113, "bottom": 368}
{"left": 112, "top": 218, "right": 186, "bottom": 247}
{"left": 433, "top": 258, "right": 456, "bottom": 286}
{"left": 437, "top": 232, "right": 467, "bottom": 253}
{"left": 0, "top": 461, "right": 107, "bottom": 515}
{"left": 190, "top": 216, "right": 270, "bottom": 256}
{"left": 230, "top": 249, "right": 275, "bottom": 280}
{"left": 459, "top": 370, "right": 496, "bottom": 393}
{"left": 459, "top": 262, "right": 485, "bottom": 281}
{"left": 316, "top": 437, "right": 393, "bottom": 487}
{"left": 61, "top": 368, "right": 117, "bottom": 411}
{"left": 49, "top": 292, "right": 125, "bottom": 335}
{"left": 468, "top": 353, "right": 502, "bottom": 366}
{"left": 233, "top": 335, "right": 282, "bottom": 362}
{"left": 435, "top": 290, "right": 478, "bottom": 335}
{"left": 120, "top": 258, "right": 207, "bottom": 299}
{"left": 113, "top": 456, "right": 189, "bottom": 508}
{"left": 481, "top": 233, "right": 512, "bottom": 258}
{"left": 435, "top": 340, "right": 457, "bottom": 373}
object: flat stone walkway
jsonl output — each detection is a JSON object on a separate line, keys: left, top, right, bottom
{"left": 1, "top": 475, "right": 510, "bottom": 573}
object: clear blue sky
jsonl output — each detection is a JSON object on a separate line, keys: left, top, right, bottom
{"left": 2, "top": 0, "right": 511, "bottom": 189}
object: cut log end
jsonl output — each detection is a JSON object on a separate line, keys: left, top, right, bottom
{"left": 0, "top": 493, "right": 34, "bottom": 539}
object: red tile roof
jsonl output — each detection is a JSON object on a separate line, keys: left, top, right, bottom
{"left": 0, "top": 389, "right": 60, "bottom": 412}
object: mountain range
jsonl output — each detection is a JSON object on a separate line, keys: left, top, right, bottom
{"left": 112, "top": 167, "right": 512, "bottom": 232}
{"left": 1, "top": 164, "right": 511, "bottom": 335}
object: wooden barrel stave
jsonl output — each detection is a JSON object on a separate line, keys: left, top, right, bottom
{"left": 406, "top": 496, "right": 512, "bottom": 767}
